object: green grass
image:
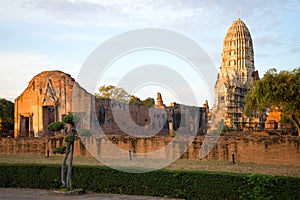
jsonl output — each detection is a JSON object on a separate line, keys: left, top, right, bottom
{"left": 0, "top": 154, "right": 299, "bottom": 177}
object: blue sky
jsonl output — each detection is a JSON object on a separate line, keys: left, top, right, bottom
{"left": 0, "top": 0, "right": 299, "bottom": 106}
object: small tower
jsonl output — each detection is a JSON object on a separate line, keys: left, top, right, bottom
{"left": 155, "top": 92, "right": 166, "bottom": 108}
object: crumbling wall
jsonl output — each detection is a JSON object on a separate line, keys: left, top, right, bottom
{"left": 1, "top": 134, "right": 299, "bottom": 166}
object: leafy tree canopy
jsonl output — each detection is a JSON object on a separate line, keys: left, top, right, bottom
{"left": 129, "top": 96, "right": 155, "bottom": 107}
{"left": 141, "top": 97, "right": 155, "bottom": 107}
{"left": 0, "top": 98, "right": 14, "bottom": 131}
{"left": 95, "top": 85, "right": 131, "bottom": 103}
{"left": 245, "top": 67, "right": 300, "bottom": 135}
{"left": 96, "top": 85, "right": 155, "bottom": 107}
{"left": 62, "top": 113, "right": 79, "bottom": 126}
{"left": 48, "top": 122, "right": 64, "bottom": 131}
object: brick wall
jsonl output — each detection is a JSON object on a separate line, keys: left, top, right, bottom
{"left": 0, "top": 134, "right": 299, "bottom": 166}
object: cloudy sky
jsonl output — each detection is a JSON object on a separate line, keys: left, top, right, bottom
{"left": 0, "top": 0, "right": 299, "bottom": 105}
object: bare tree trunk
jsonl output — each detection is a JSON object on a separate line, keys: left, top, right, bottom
{"left": 61, "top": 142, "right": 70, "bottom": 188}
{"left": 66, "top": 140, "right": 74, "bottom": 190}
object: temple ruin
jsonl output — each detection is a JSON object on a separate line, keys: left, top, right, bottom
{"left": 14, "top": 71, "right": 77, "bottom": 137}
{"left": 211, "top": 18, "right": 265, "bottom": 130}
{"left": 14, "top": 71, "right": 208, "bottom": 138}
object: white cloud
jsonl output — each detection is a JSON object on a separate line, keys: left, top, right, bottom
{"left": 0, "top": 0, "right": 299, "bottom": 101}
{"left": 0, "top": 52, "right": 79, "bottom": 100}
{"left": 0, "top": 0, "right": 298, "bottom": 36}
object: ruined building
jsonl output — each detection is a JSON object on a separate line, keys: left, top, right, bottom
{"left": 15, "top": 71, "right": 208, "bottom": 138}
{"left": 14, "top": 71, "right": 81, "bottom": 137}
{"left": 91, "top": 92, "right": 207, "bottom": 136}
{"left": 211, "top": 18, "right": 264, "bottom": 130}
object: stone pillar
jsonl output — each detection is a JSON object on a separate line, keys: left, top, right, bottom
{"left": 169, "top": 121, "right": 174, "bottom": 136}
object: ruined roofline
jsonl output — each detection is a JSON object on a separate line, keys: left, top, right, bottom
{"left": 16, "top": 70, "right": 207, "bottom": 110}
{"left": 15, "top": 70, "right": 76, "bottom": 101}
{"left": 30, "top": 70, "right": 75, "bottom": 83}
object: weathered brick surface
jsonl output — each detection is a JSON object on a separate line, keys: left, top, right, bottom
{"left": 14, "top": 71, "right": 75, "bottom": 137}
{"left": 1, "top": 134, "right": 299, "bottom": 166}
{"left": 15, "top": 70, "right": 207, "bottom": 138}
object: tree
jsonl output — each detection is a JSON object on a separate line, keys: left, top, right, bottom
{"left": 48, "top": 122, "right": 65, "bottom": 132}
{"left": 142, "top": 97, "right": 155, "bottom": 107}
{"left": 95, "top": 85, "right": 131, "bottom": 103}
{"left": 245, "top": 67, "right": 300, "bottom": 136}
{"left": 49, "top": 114, "right": 78, "bottom": 190}
{"left": 128, "top": 95, "right": 143, "bottom": 106}
{"left": 0, "top": 99, "right": 14, "bottom": 133}
{"left": 96, "top": 85, "right": 155, "bottom": 107}
{"left": 127, "top": 96, "right": 155, "bottom": 107}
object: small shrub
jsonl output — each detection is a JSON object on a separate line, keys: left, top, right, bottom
{"left": 63, "top": 114, "right": 74, "bottom": 125}
{"left": 63, "top": 113, "right": 80, "bottom": 126}
{"left": 48, "top": 122, "right": 64, "bottom": 131}
{"left": 52, "top": 146, "right": 66, "bottom": 154}
{"left": 78, "top": 129, "right": 92, "bottom": 137}
{"left": 222, "top": 125, "right": 235, "bottom": 133}
{"left": 65, "top": 135, "right": 75, "bottom": 142}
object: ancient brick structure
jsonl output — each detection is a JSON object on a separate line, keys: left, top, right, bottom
{"left": 265, "top": 109, "right": 282, "bottom": 130}
{"left": 15, "top": 71, "right": 208, "bottom": 138}
{"left": 1, "top": 135, "right": 299, "bottom": 166}
{"left": 211, "top": 18, "right": 265, "bottom": 130}
{"left": 154, "top": 92, "right": 166, "bottom": 108}
{"left": 93, "top": 94, "right": 208, "bottom": 136}
{"left": 264, "top": 108, "right": 294, "bottom": 134}
{"left": 14, "top": 71, "right": 76, "bottom": 137}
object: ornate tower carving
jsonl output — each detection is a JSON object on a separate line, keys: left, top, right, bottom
{"left": 219, "top": 18, "right": 255, "bottom": 85}
{"left": 212, "top": 18, "right": 261, "bottom": 130}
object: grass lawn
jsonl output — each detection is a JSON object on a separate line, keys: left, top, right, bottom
{"left": 0, "top": 154, "right": 299, "bottom": 177}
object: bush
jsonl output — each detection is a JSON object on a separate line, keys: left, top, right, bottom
{"left": 63, "top": 114, "right": 74, "bottom": 125}
{"left": 240, "top": 174, "right": 280, "bottom": 200}
{"left": 65, "top": 135, "right": 75, "bottom": 143}
{"left": 0, "top": 163, "right": 299, "bottom": 199}
{"left": 52, "top": 146, "right": 66, "bottom": 154}
{"left": 63, "top": 113, "right": 80, "bottom": 126}
{"left": 0, "top": 163, "right": 61, "bottom": 189}
{"left": 48, "top": 122, "right": 65, "bottom": 131}
{"left": 78, "top": 129, "right": 92, "bottom": 137}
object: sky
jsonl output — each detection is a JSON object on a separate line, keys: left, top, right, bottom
{"left": 0, "top": 0, "right": 299, "bottom": 106}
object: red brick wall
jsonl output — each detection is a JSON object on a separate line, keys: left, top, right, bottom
{"left": 1, "top": 134, "right": 299, "bottom": 166}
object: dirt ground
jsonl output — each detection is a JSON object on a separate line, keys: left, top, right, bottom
{"left": 0, "top": 154, "right": 299, "bottom": 177}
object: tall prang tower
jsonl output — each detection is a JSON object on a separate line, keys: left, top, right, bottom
{"left": 212, "top": 18, "right": 261, "bottom": 130}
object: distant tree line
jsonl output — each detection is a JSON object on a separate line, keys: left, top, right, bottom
{"left": 95, "top": 85, "right": 155, "bottom": 107}
{"left": 0, "top": 98, "right": 14, "bottom": 134}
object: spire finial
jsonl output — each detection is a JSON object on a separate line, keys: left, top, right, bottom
{"left": 237, "top": 10, "right": 240, "bottom": 18}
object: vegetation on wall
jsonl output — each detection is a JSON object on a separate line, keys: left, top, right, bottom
{"left": 0, "top": 163, "right": 299, "bottom": 200}
{"left": 246, "top": 67, "right": 300, "bottom": 136}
